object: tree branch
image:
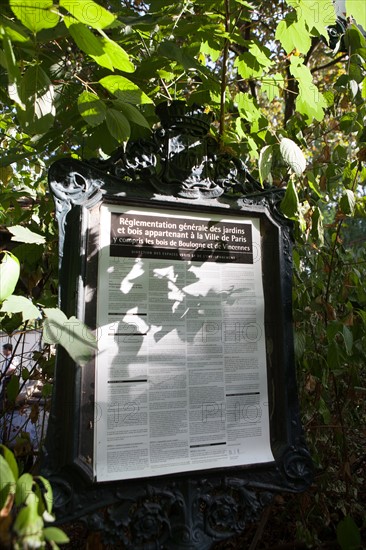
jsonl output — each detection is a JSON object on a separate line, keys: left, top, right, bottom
{"left": 310, "top": 53, "right": 348, "bottom": 74}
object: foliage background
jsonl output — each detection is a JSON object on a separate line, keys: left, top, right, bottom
{"left": 0, "top": 0, "right": 365, "bottom": 547}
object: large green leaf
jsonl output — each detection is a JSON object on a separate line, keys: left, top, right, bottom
{"left": 1, "top": 31, "right": 24, "bottom": 109}
{"left": 258, "top": 144, "right": 273, "bottom": 184}
{"left": 0, "top": 251, "right": 20, "bottom": 302}
{"left": 9, "top": 0, "right": 59, "bottom": 33}
{"left": 99, "top": 75, "right": 153, "bottom": 104}
{"left": 43, "top": 308, "right": 97, "bottom": 366}
{"left": 113, "top": 102, "right": 151, "bottom": 128}
{"left": 18, "top": 65, "right": 55, "bottom": 134}
{"left": 64, "top": 17, "right": 104, "bottom": 56}
{"left": 0, "top": 445, "right": 19, "bottom": 482}
{"left": 346, "top": 0, "right": 366, "bottom": 31}
{"left": 280, "top": 179, "right": 300, "bottom": 218}
{"left": 337, "top": 516, "right": 361, "bottom": 550}
{"left": 340, "top": 189, "right": 356, "bottom": 215}
{"left": 279, "top": 137, "right": 306, "bottom": 175}
{"left": 43, "top": 527, "right": 70, "bottom": 544}
{"left": 1, "top": 295, "right": 40, "bottom": 321}
{"left": 287, "top": 0, "right": 336, "bottom": 38}
{"left": 94, "top": 38, "right": 134, "bottom": 73}
{"left": 0, "top": 454, "right": 16, "bottom": 510}
{"left": 8, "top": 225, "right": 45, "bottom": 244}
{"left": 106, "top": 108, "right": 131, "bottom": 142}
{"left": 13, "top": 492, "right": 43, "bottom": 545}
{"left": 276, "top": 14, "right": 311, "bottom": 54}
{"left": 78, "top": 91, "right": 106, "bottom": 127}
{"left": 15, "top": 474, "right": 33, "bottom": 507}
{"left": 60, "top": 0, "right": 115, "bottom": 29}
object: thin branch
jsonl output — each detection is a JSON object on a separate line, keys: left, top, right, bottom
{"left": 310, "top": 53, "right": 348, "bottom": 74}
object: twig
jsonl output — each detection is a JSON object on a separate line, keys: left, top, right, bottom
{"left": 248, "top": 503, "right": 273, "bottom": 550}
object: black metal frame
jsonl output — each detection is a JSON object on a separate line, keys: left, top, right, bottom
{"left": 44, "top": 102, "right": 312, "bottom": 549}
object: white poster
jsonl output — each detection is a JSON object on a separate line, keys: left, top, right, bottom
{"left": 94, "top": 205, "right": 274, "bottom": 481}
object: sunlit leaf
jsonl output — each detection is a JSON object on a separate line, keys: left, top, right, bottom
{"left": 8, "top": 225, "right": 45, "bottom": 244}
{"left": 0, "top": 445, "right": 19, "bottom": 482}
{"left": 10, "top": 0, "right": 59, "bottom": 33}
{"left": 43, "top": 527, "right": 70, "bottom": 544}
{"left": 280, "top": 137, "right": 306, "bottom": 175}
{"left": 276, "top": 14, "right": 311, "bottom": 54}
{"left": 18, "top": 65, "right": 55, "bottom": 134}
{"left": 99, "top": 75, "right": 153, "bottom": 104}
{"left": 77, "top": 91, "right": 106, "bottom": 127}
{"left": 0, "top": 252, "right": 20, "bottom": 302}
{"left": 60, "top": 0, "right": 116, "bottom": 29}
{"left": 346, "top": 1, "right": 366, "bottom": 32}
{"left": 258, "top": 145, "right": 273, "bottom": 185}
{"left": 1, "top": 295, "right": 40, "bottom": 321}
{"left": 340, "top": 189, "right": 356, "bottom": 215}
{"left": 43, "top": 308, "right": 97, "bottom": 366}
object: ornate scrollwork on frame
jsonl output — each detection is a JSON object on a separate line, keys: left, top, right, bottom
{"left": 88, "top": 101, "right": 264, "bottom": 199}
{"left": 198, "top": 479, "right": 272, "bottom": 539}
{"left": 49, "top": 160, "right": 105, "bottom": 257}
{"left": 282, "top": 446, "right": 314, "bottom": 491}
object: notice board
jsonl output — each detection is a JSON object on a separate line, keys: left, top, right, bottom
{"left": 44, "top": 102, "right": 312, "bottom": 549}
{"left": 95, "top": 206, "right": 273, "bottom": 481}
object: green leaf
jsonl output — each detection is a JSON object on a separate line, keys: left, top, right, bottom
{"left": 60, "top": 0, "right": 115, "bottom": 29}
{"left": 34, "top": 476, "right": 53, "bottom": 514}
{"left": 319, "top": 396, "right": 332, "bottom": 424}
{"left": 106, "top": 109, "right": 131, "bottom": 142}
{"left": 340, "top": 189, "right": 356, "bottom": 215}
{"left": 113, "top": 102, "right": 151, "bottom": 128}
{"left": 77, "top": 91, "right": 106, "bottom": 127}
{"left": 0, "top": 445, "right": 19, "bottom": 482}
{"left": 10, "top": 0, "right": 59, "bottom": 33}
{"left": 18, "top": 65, "right": 55, "bottom": 134}
{"left": 290, "top": 58, "right": 327, "bottom": 122}
{"left": 43, "top": 308, "right": 97, "bottom": 366}
{"left": 1, "top": 295, "right": 40, "bottom": 321}
{"left": 337, "top": 516, "right": 361, "bottom": 550}
{"left": 0, "top": 454, "right": 15, "bottom": 510}
{"left": 344, "top": 24, "right": 366, "bottom": 53}
{"left": 258, "top": 144, "right": 273, "bottom": 184}
{"left": 64, "top": 17, "right": 104, "bottom": 57}
{"left": 100, "top": 75, "right": 153, "bottom": 105}
{"left": 8, "top": 225, "right": 45, "bottom": 244}
{"left": 311, "top": 206, "right": 324, "bottom": 245}
{"left": 279, "top": 137, "right": 306, "bottom": 175}
{"left": 16, "top": 474, "right": 34, "bottom": 507}
{"left": 235, "top": 92, "right": 261, "bottom": 123}
{"left": 289, "top": 0, "right": 336, "bottom": 38}
{"left": 43, "top": 527, "right": 70, "bottom": 544}
{"left": 0, "top": 16, "right": 31, "bottom": 43}
{"left": 97, "top": 38, "right": 134, "bottom": 73}
{"left": 1, "top": 31, "right": 25, "bottom": 109}
{"left": 261, "top": 73, "right": 284, "bottom": 101}
{"left": 276, "top": 14, "right": 311, "bottom": 54}
{"left": 346, "top": 1, "right": 366, "bottom": 32}
{"left": 342, "top": 325, "right": 353, "bottom": 355}
{"left": 280, "top": 179, "right": 300, "bottom": 219}
{"left": 0, "top": 251, "right": 20, "bottom": 302}
{"left": 13, "top": 492, "right": 43, "bottom": 543}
